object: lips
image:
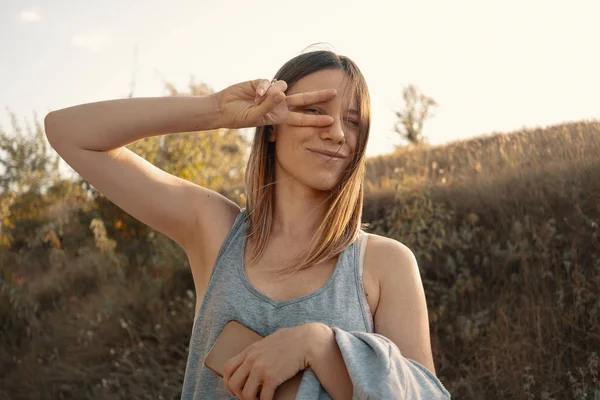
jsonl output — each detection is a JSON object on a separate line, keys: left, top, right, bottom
{"left": 308, "top": 149, "right": 347, "bottom": 159}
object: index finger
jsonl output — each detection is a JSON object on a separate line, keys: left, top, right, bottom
{"left": 285, "top": 89, "right": 337, "bottom": 107}
{"left": 286, "top": 112, "right": 335, "bottom": 127}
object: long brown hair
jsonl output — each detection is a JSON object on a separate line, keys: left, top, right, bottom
{"left": 244, "top": 49, "right": 371, "bottom": 277}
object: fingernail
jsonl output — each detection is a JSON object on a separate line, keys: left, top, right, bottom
{"left": 257, "top": 88, "right": 265, "bottom": 96}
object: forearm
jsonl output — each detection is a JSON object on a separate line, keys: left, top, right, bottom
{"left": 44, "top": 94, "right": 222, "bottom": 151}
{"left": 307, "top": 323, "right": 353, "bottom": 399}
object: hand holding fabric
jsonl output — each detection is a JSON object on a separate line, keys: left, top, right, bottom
{"left": 223, "top": 323, "right": 318, "bottom": 400}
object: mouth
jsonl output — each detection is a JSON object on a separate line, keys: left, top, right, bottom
{"left": 308, "top": 149, "right": 347, "bottom": 160}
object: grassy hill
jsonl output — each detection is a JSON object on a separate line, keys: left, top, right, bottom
{"left": 1, "top": 119, "right": 599, "bottom": 399}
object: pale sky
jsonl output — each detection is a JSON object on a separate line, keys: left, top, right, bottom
{"left": 1, "top": 0, "right": 599, "bottom": 158}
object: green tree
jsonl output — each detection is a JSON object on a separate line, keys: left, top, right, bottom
{"left": 393, "top": 84, "right": 437, "bottom": 146}
{"left": 81, "top": 77, "right": 250, "bottom": 268}
{"left": 0, "top": 110, "right": 61, "bottom": 195}
{"left": 0, "top": 111, "right": 63, "bottom": 252}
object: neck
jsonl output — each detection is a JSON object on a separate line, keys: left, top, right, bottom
{"left": 271, "top": 176, "right": 331, "bottom": 243}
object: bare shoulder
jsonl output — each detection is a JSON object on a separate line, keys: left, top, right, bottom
{"left": 360, "top": 233, "right": 416, "bottom": 315}
{"left": 365, "top": 233, "right": 436, "bottom": 375}
{"left": 364, "top": 232, "right": 414, "bottom": 264}
{"left": 363, "top": 232, "right": 418, "bottom": 284}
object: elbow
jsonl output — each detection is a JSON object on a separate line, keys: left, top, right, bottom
{"left": 44, "top": 111, "right": 58, "bottom": 140}
{"left": 44, "top": 111, "right": 66, "bottom": 147}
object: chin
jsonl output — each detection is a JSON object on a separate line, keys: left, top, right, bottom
{"left": 309, "top": 177, "right": 341, "bottom": 192}
{"left": 293, "top": 167, "right": 344, "bottom": 192}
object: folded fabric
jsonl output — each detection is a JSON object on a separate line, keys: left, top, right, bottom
{"left": 294, "top": 328, "right": 452, "bottom": 400}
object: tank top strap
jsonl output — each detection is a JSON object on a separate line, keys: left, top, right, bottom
{"left": 355, "top": 231, "right": 374, "bottom": 332}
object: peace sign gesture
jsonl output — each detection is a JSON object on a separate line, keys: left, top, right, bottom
{"left": 216, "top": 78, "right": 337, "bottom": 129}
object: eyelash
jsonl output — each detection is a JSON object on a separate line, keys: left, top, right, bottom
{"left": 305, "top": 109, "right": 359, "bottom": 126}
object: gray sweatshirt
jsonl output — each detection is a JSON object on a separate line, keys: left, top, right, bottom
{"left": 295, "top": 328, "right": 451, "bottom": 399}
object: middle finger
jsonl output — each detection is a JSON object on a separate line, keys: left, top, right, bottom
{"left": 228, "top": 362, "right": 252, "bottom": 398}
{"left": 286, "top": 89, "right": 337, "bottom": 107}
{"left": 242, "top": 368, "right": 263, "bottom": 400}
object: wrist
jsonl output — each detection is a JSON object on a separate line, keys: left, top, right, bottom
{"left": 205, "top": 92, "right": 224, "bottom": 130}
{"left": 304, "top": 322, "right": 334, "bottom": 367}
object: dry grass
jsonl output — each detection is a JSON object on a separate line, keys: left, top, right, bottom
{"left": 363, "top": 120, "right": 600, "bottom": 399}
{"left": 1, "top": 119, "right": 599, "bottom": 399}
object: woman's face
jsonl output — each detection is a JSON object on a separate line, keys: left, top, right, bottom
{"left": 270, "top": 68, "right": 360, "bottom": 192}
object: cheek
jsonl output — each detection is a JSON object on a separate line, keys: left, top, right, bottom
{"left": 276, "top": 126, "right": 311, "bottom": 151}
{"left": 347, "top": 134, "right": 360, "bottom": 156}
{"left": 272, "top": 130, "right": 305, "bottom": 166}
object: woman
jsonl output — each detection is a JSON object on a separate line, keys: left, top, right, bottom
{"left": 45, "top": 50, "right": 440, "bottom": 399}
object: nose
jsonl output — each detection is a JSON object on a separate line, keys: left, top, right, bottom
{"left": 319, "top": 116, "right": 346, "bottom": 145}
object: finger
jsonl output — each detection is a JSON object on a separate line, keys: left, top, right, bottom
{"left": 223, "top": 353, "right": 245, "bottom": 395}
{"left": 286, "top": 111, "right": 335, "bottom": 127}
{"left": 242, "top": 368, "right": 263, "bottom": 400}
{"left": 259, "top": 384, "right": 275, "bottom": 400}
{"left": 255, "top": 79, "right": 287, "bottom": 104}
{"left": 255, "top": 91, "right": 286, "bottom": 115}
{"left": 254, "top": 79, "right": 271, "bottom": 97}
{"left": 228, "top": 359, "right": 252, "bottom": 398}
{"left": 271, "top": 79, "right": 288, "bottom": 93}
{"left": 286, "top": 89, "right": 337, "bottom": 107}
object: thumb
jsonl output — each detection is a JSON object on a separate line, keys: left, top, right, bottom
{"left": 255, "top": 91, "right": 285, "bottom": 116}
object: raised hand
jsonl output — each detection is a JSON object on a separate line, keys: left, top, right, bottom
{"left": 216, "top": 78, "right": 337, "bottom": 129}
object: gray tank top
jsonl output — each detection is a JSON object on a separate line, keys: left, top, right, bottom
{"left": 180, "top": 208, "right": 374, "bottom": 399}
